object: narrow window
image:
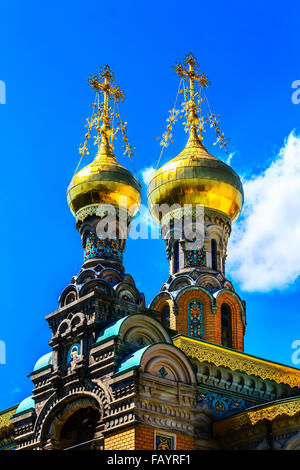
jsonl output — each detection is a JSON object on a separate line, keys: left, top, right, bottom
{"left": 161, "top": 306, "right": 170, "bottom": 329}
{"left": 211, "top": 239, "right": 217, "bottom": 270}
{"left": 173, "top": 241, "right": 180, "bottom": 273}
{"left": 221, "top": 303, "right": 232, "bottom": 348}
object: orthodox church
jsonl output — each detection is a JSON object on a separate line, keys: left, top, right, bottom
{"left": 0, "top": 55, "right": 299, "bottom": 451}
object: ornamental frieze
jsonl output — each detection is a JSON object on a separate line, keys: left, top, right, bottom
{"left": 213, "top": 397, "right": 300, "bottom": 436}
{"left": 173, "top": 336, "right": 300, "bottom": 389}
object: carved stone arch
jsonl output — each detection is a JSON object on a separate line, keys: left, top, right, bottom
{"left": 59, "top": 285, "right": 78, "bottom": 308}
{"left": 99, "top": 267, "right": 123, "bottom": 285}
{"left": 70, "top": 312, "right": 86, "bottom": 331}
{"left": 168, "top": 275, "right": 192, "bottom": 292}
{"left": 57, "top": 319, "right": 71, "bottom": 337}
{"left": 76, "top": 269, "right": 96, "bottom": 285}
{"left": 35, "top": 381, "right": 111, "bottom": 443}
{"left": 46, "top": 395, "right": 100, "bottom": 445}
{"left": 140, "top": 343, "right": 197, "bottom": 385}
{"left": 114, "top": 282, "right": 140, "bottom": 304}
{"left": 123, "top": 274, "right": 135, "bottom": 286}
{"left": 206, "top": 224, "right": 223, "bottom": 243}
{"left": 195, "top": 361, "right": 210, "bottom": 382}
{"left": 79, "top": 279, "right": 115, "bottom": 297}
{"left": 285, "top": 431, "right": 300, "bottom": 450}
{"left": 119, "top": 313, "right": 172, "bottom": 347}
{"left": 175, "top": 285, "right": 215, "bottom": 306}
{"left": 223, "top": 280, "right": 234, "bottom": 290}
{"left": 195, "top": 274, "right": 222, "bottom": 290}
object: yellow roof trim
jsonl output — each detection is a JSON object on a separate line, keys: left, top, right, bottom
{"left": 173, "top": 335, "right": 300, "bottom": 388}
{"left": 213, "top": 396, "right": 300, "bottom": 436}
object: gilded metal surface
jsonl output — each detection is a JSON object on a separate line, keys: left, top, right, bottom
{"left": 148, "top": 133, "right": 243, "bottom": 222}
{"left": 67, "top": 66, "right": 141, "bottom": 219}
{"left": 173, "top": 335, "right": 300, "bottom": 389}
{"left": 67, "top": 149, "right": 141, "bottom": 218}
{"left": 213, "top": 397, "right": 300, "bottom": 436}
{"left": 148, "top": 53, "right": 242, "bottom": 223}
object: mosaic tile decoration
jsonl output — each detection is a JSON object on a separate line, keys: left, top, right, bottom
{"left": 197, "top": 390, "right": 253, "bottom": 419}
{"left": 84, "top": 234, "right": 122, "bottom": 261}
{"left": 155, "top": 435, "right": 173, "bottom": 450}
{"left": 188, "top": 300, "right": 203, "bottom": 339}
{"left": 184, "top": 248, "right": 206, "bottom": 267}
{"left": 159, "top": 366, "right": 168, "bottom": 378}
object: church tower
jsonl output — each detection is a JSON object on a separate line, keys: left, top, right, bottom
{"left": 148, "top": 54, "right": 246, "bottom": 351}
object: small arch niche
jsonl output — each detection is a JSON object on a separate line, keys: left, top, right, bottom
{"left": 211, "top": 239, "right": 218, "bottom": 270}
{"left": 161, "top": 305, "right": 170, "bottom": 329}
{"left": 221, "top": 303, "right": 232, "bottom": 348}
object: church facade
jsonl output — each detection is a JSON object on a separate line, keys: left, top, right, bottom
{"left": 1, "top": 56, "right": 300, "bottom": 451}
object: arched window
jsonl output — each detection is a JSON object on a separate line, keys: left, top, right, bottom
{"left": 211, "top": 239, "right": 218, "bottom": 270}
{"left": 173, "top": 241, "right": 180, "bottom": 273}
{"left": 161, "top": 305, "right": 170, "bottom": 329}
{"left": 188, "top": 300, "right": 203, "bottom": 339}
{"left": 221, "top": 303, "right": 232, "bottom": 348}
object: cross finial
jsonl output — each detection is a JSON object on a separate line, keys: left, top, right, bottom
{"left": 174, "top": 53, "right": 210, "bottom": 142}
{"left": 88, "top": 65, "right": 125, "bottom": 150}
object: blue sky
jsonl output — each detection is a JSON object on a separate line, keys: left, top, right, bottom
{"left": 0, "top": 0, "right": 300, "bottom": 410}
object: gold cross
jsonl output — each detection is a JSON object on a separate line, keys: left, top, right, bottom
{"left": 174, "top": 53, "right": 210, "bottom": 137}
{"left": 88, "top": 65, "right": 125, "bottom": 148}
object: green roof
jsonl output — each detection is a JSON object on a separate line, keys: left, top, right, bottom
{"left": 114, "top": 345, "right": 151, "bottom": 376}
{"left": 15, "top": 396, "right": 35, "bottom": 415}
{"left": 32, "top": 352, "right": 53, "bottom": 373}
{"left": 96, "top": 316, "right": 129, "bottom": 343}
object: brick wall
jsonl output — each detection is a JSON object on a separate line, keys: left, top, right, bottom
{"left": 104, "top": 426, "right": 135, "bottom": 450}
{"left": 104, "top": 425, "right": 194, "bottom": 450}
{"left": 176, "top": 434, "right": 194, "bottom": 450}
{"left": 135, "top": 425, "right": 154, "bottom": 450}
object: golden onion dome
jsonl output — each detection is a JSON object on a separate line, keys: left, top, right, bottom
{"left": 67, "top": 140, "right": 141, "bottom": 219}
{"left": 147, "top": 129, "right": 243, "bottom": 223}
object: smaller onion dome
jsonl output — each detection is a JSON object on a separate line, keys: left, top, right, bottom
{"left": 67, "top": 141, "right": 141, "bottom": 220}
{"left": 148, "top": 53, "right": 244, "bottom": 225}
{"left": 148, "top": 129, "right": 243, "bottom": 223}
{"left": 15, "top": 396, "right": 35, "bottom": 415}
{"left": 67, "top": 66, "right": 141, "bottom": 222}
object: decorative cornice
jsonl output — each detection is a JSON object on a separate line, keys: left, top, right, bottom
{"left": 213, "top": 397, "right": 300, "bottom": 436}
{"left": 0, "top": 406, "right": 18, "bottom": 430}
{"left": 173, "top": 335, "right": 300, "bottom": 389}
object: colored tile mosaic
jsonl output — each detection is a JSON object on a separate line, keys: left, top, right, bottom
{"left": 184, "top": 248, "right": 206, "bottom": 267}
{"left": 197, "top": 390, "right": 253, "bottom": 419}
{"left": 84, "top": 234, "right": 122, "bottom": 261}
{"left": 188, "top": 300, "right": 203, "bottom": 339}
{"left": 155, "top": 435, "right": 173, "bottom": 450}
{"left": 159, "top": 366, "right": 168, "bottom": 378}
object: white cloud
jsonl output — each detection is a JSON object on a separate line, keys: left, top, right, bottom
{"left": 141, "top": 166, "right": 156, "bottom": 185}
{"left": 226, "top": 152, "right": 235, "bottom": 165}
{"left": 227, "top": 131, "right": 300, "bottom": 292}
